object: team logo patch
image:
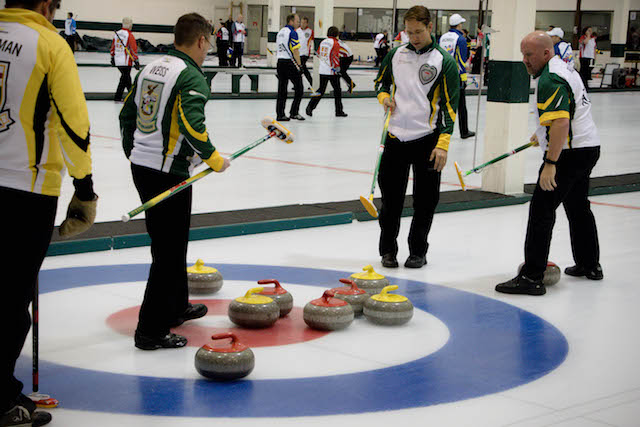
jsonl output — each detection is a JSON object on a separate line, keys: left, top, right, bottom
{"left": 419, "top": 64, "right": 437, "bottom": 85}
{"left": 0, "top": 61, "right": 15, "bottom": 133}
{"left": 136, "top": 78, "right": 164, "bottom": 133}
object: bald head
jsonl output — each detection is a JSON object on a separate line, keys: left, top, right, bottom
{"left": 521, "top": 31, "right": 555, "bottom": 76}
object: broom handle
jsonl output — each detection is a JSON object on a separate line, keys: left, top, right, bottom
{"left": 467, "top": 140, "right": 537, "bottom": 175}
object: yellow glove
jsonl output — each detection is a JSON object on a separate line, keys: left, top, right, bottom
{"left": 59, "top": 194, "right": 98, "bottom": 238}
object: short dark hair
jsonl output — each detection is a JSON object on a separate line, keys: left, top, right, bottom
{"left": 5, "top": 0, "right": 60, "bottom": 11}
{"left": 302, "top": 16, "right": 309, "bottom": 22}
{"left": 174, "top": 13, "right": 212, "bottom": 47}
{"left": 327, "top": 26, "right": 339, "bottom": 38}
{"left": 404, "top": 6, "right": 431, "bottom": 27}
{"left": 286, "top": 13, "right": 297, "bottom": 25}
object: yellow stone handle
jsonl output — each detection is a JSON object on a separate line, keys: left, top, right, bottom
{"left": 244, "top": 287, "right": 264, "bottom": 298}
{"left": 380, "top": 285, "right": 398, "bottom": 295}
{"left": 194, "top": 259, "right": 206, "bottom": 271}
{"left": 363, "top": 265, "right": 374, "bottom": 273}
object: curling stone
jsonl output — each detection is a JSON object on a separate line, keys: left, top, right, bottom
{"left": 195, "top": 332, "right": 254, "bottom": 380}
{"left": 228, "top": 287, "right": 279, "bottom": 328}
{"left": 187, "top": 259, "right": 223, "bottom": 295}
{"left": 329, "top": 278, "right": 369, "bottom": 317}
{"left": 350, "top": 265, "right": 389, "bottom": 295}
{"left": 363, "top": 285, "right": 413, "bottom": 326}
{"left": 303, "top": 290, "right": 354, "bottom": 331}
{"left": 257, "top": 279, "right": 293, "bottom": 317}
{"left": 518, "top": 261, "right": 562, "bottom": 286}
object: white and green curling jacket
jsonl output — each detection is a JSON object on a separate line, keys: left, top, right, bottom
{"left": 119, "top": 50, "right": 224, "bottom": 178}
{"left": 374, "top": 40, "right": 460, "bottom": 150}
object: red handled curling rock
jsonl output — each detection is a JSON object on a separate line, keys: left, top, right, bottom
{"left": 363, "top": 285, "right": 413, "bottom": 326}
{"left": 330, "top": 278, "right": 369, "bottom": 317}
{"left": 257, "top": 279, "right": 293, "bottom": 317}
{"left": 187, "top": 259, "right": 223, "bottom": 295}
{"left": 228, "top": 287, "right": 280, "bottom": 328}
{"left": 195, "top": 333, "right": 255, "bottom": 380}
{"left": 350, "top": 265, "right": 389, "bottom": 295}
{"left": 518, "top": 261, "right": 561, "bottom": 286}
{"left": 303, "top": 290, "right": 354, "bottom": 331}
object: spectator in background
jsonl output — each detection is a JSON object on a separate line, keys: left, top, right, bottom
{"left": 110, "top": 17, "right": 140, "bottom": 102}
{"left": 231, "top": 14, "right": 247, "bottom": 68}
{"left": 395, "top": 29, "right": 409, "bottom": 44}
{"left": 64, "top": 11, "right": 76, "bottom": 52}
{"left": 579, "top": 26, "right": 596, "bottom": 89}
{"left": 338, "top": 36, "right": 356, "bottom": 93}
{"left": 547, "top": 27, "right": 575, "bottom": 69}
{"left": 374, "top": 30, "right": 389, "bottom": 67}
{"left": 216, "top": 19, "right": 230, "bottom": 66}
{"left": 297, "top": 16, "right": 314, "bottom": 85}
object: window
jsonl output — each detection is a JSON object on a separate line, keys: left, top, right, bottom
{"left": 334, "top": 8, "right": 357, "bottom": 37}
{"left": 436, "top": 10, "right": 489, "bottom": 39}
{"left": 357, "top": 8, "right": 394, "bottom": 35}
{"left": 582, "top": 11, "right": 612, "bottom": 50}
{"left": 536, "top": 11, "right": 574, "bottom": 44}
{"left": 628, "top": 11, "right": 640, "bottom": 50}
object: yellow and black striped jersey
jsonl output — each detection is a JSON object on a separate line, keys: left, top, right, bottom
{"left": 0, "top": 8, "right": 92, "bottom": 197}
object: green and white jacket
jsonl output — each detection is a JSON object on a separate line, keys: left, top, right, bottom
{"left": 374, "top": 40, "right": 460, "bottom": 150}
{"left": 119, "top": 50, "right": 223, "bottom": 177}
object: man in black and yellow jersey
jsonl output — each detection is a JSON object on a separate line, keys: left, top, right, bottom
{"left": 0, "top": 0, "right": 97, "bottom": 426}
{"left": 374, "top": 6, "right": 459, "bottom": 270}
{"left": 120, "top": 13, "right": 230, "bottom": 351}
{"left": 496, "top": 32, "right": 602, "bottom": 296}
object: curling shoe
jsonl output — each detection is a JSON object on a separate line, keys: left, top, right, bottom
{"left": 290, "top": 114, "right": 305, "bottom": 121}
{"left": 460, "top": 131, "right": 476, "bottom": 139}
{"left": 565, "top": 264, "right": 603, "bottom": 280}
{"left": 336, "top": 112, "right": 348, "bottom": 117}
{"left": 305, "top": 106, "right": 313, "bottom": 117}
{"left": 135, "top": 332, "right": 188, "bottom": 350}
{"left": 404, "top": 255, "right": 427, "bottom": 269}
{"left": 495, "top": 274, "right": 546, "bottom": 296}
{"left": 381, "top": 254, "right": 399, "bottom": 268}
{"left": 1, "top": 404, "right": 51, "bottom": 427}
{"left": 171, "top": 303, "right": 208, "bottom": 327}
{"left": 276, "top": 116, "right": 290, "bottom": 121}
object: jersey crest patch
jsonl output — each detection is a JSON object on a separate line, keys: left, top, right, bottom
{"left": 0, "top": 61, "right": 15, "bottom": 133}
{"left": 137, "top": 78, "right": 164, "bottom": 133}
{"left": 419, "top": 64, "right": 437, "bottom": 85}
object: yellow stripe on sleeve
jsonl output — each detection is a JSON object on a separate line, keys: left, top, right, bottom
{"left": 429, "top": 85, "right": 440, "bottom": 127}
{"left": 537, "top": 87, "right": 561, "bottom": 111}
{"left": 178, "top": 93, "right": 209, "bottom": 143}
{"left": 443, "top": 77, "right": 457, "bottom": 122}
{"left": 436, "top": 133, "right": 451, "bottom": 151}
{"left": 539, "top": 111, "right": 570, "bottom": 126}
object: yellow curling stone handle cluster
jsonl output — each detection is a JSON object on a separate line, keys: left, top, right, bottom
{"left": 187, "top": 259, "right": 219, "bottom": 274}
{"left": 351, "top": 265, "right": 385, "bottom": 280}
{"left": 372, "top": 285, "right": 408, "bottom": 303}
{"left": 235, "top": 287, "right": 274, "bottom": 304}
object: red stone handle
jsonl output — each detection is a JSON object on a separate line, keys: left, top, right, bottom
{"left": 211, "top": 332, "right": 239, "bottom": 349}
{"left": 257, "top": 279, "right": 282, "bottom": 290}
{"left": 339, "top": 278, "right": 358, "bottom": 290}
{"left": 322, "top": 290, "right": 335, "bottom": 303}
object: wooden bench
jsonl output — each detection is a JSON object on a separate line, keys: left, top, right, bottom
{"left": 202, "top": 67, "right": 277, "bottom": 94}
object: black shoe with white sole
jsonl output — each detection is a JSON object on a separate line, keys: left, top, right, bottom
{"left": 134, "top": 332, "right": 188, "bottom": 350}
{"left": 495, "top": 274, "right": 546, "bottom": 296}
{"left": 564, "top": 264, "right": 603, "bottom": 280}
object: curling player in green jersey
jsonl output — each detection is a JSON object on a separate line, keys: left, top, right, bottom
{"left": 374, "top": 5, "right": 460, "bottom": 269}
{"left": 496, "top": 31, "right": 602, "bottom": 296}
{"left": 120, "top": 13, "right": 230, "bottom": 350}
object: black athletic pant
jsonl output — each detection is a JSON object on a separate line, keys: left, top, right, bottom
{"left": 306, "top": 74, "right": 344, "bottom": 115}
{"left": 231, "top": 42, "right": 243, "bottom": 67}
{"left": 131, "top": 164, "right": 191, "bottom": 338}
{"left": 0, "top": 187, "right": 57, "bottom": 413}
{"left": 458, "top": 81, "right": 470, "bottom": 135}
{"left": 300, "top": 55, "right": 313, "bottom": 86}
{"left": 579, "top": 58, "right": 593, "bottom": 90}
{"left": 115, "top": 66, "right": 132, "bottom": 101}
{"left": 339, "top": 56, "right": 354, "bottom": 90}
{"left": 375, "top": 48, "right": 384, "bottom": 67}
{"left": 217, "top": 41, "right": 229, "bottom": 66}
{"left": 378, "top": 133, "right": 441, "bottom": 258}
{"left": 523, "top": 147, "right": 601, "bottom": 281}
{"left": 276, "top": 59, "right": 303, "bottom": 117}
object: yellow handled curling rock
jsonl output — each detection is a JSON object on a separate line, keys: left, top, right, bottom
{"left": 228, "top": 287, "right": 280, "bottom": 328}
{"left": 257, "top": 279, "right": 293, "bottom": 317}
{"left": 350, "top": 265, "right": 390, "bottom": 295}
{"left": 303, "top": 290, "right": 354, "bottom": 331}
{"left": 363, "top": 285, "right": 413, "bottom": 326}
{"left": 187, "top": 259, "right": 223, "bottom": 295}
{"left": 518, "top": 261, "right": 561, "bottom": 286}
{"left": 195, "top": 333, "right": 255, "bottom": 381}
{"left": 329, "top": 278, "right": 369, "bottom": 317}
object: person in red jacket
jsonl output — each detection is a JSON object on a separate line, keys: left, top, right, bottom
{"left": 110, "top": 17, "right": 140, "bottom": 101}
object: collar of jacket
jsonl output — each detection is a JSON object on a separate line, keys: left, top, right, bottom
{"left": 406, "top": 37, "right": 436, "bottom": 55}
{"left": 169, "top": 49, "right": 206, "bottom": 75}
{"left": 0, "top": 7, "right": 57, "bottom": 32}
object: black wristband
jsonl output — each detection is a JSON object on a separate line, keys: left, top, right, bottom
{"left": 544, "top": 158, "right": 558, "bottom": 165}
{"left": 73, "top": 174, "right": 96, "bottom": 201}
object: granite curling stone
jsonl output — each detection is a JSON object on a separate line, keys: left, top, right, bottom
{"left": 329, "top": 278, "right": 369, "bottom": 317}
{"left": 363, "top": 285, "right": 413, "bottom": 326}
{"left": 350, "top": 265, "right": 389, "bottom": 295}
{"left": 303, "top": 290, "right": 354, "bottom": 331}
{"left": 195, "top": 332, "right": 255, "bottom": 380}
{"left": 187, "top": 259, "right": 223, "bottom": 295}
{"left": 518, "top": 261, "right": 561, "bottom": 286}
{"left": 228, "top": 287, "right": 280, "bottom": 328}
{"left": 257, "top": 279, "right": 293, "bottom": 317}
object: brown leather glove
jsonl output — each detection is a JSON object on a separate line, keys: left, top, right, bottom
{"left": 59, "top": 175, "right": 98, "bottom": 238}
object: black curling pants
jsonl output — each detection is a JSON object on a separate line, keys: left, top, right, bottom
{"left": 276, "top": 59, "right": 303, "bottom": 117}
{"left": 458, "top": 81, "right": 470, "bottom": 135}
{"left": 0, "top": 187, "right": 57, "bottom": 413}
{"left": 339, "top": 56, "right": 354, "bottom": 90}
{"left": 300, "top": 55, "right": 313, "bottom": 86}
{"left": 306, "top": 75, "right": 344, "bottom": 115}
{"left": 377, "top": 133, "right": 441, "bottom": 258}
{"left": 523, "top": 147, "right": 601, "bottom": 280}
{"left": 115, "top": 66, "right": 132, "bottom": 101}
{"left": 131, "top": 164, "right": 191, "bottom": 338}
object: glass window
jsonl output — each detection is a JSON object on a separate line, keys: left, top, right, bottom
{"left": 628, "top": 11, "right": 640, "bottom": 50}
{"left": 357, "top": 8, "right": 394, "bottom": 35}
{"left": 582, "top": 11, "right": 612, "bottom": 50}
{"left": 536, "top": 11, "right": 575, "bottom": 44}
{"left": 334, "top": 8, "right": 358, "bottom": 37}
